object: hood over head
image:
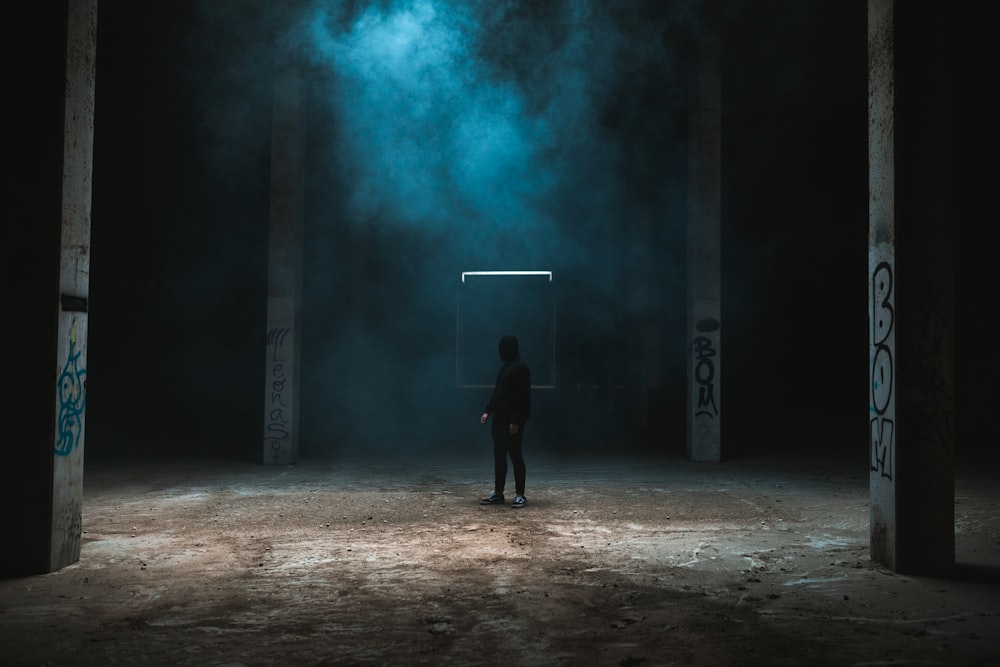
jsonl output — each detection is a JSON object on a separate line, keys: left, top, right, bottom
{"left": 498, "top": 335, "right": 519, "bottom": 362}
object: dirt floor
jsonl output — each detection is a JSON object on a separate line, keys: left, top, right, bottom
{"left": 1, "top": 453, "right": 998, "bottom": 666}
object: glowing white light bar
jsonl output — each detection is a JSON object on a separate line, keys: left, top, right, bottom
{"left": 461, "top": 270, "right": 552, "bottom": 282}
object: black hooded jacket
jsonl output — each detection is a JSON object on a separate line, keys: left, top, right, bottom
{"left": 484, "top": 335, "right": 531, "bottom": 428}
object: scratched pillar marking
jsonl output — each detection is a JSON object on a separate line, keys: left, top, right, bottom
{"left": 686, "top": 0, "right": 722, "bottom": 462}
{"left": 263, "top": 64, "right": 304, "bottom": 465}
{"left": 265, "top": 304, "right": 298, "bottom": 465}
{"left": 51, "top": 0, "right": 97, "bottom": 572}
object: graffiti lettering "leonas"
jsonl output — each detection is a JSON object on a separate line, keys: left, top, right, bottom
{"left": 265, "top": 327, "right": 292, "bottom": 463}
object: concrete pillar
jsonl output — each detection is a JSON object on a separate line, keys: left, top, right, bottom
{"left": 263, "top": 65, "right": 305, "bottom": 465}
{"left": 51, "top": 0, "right": 98, "bottom": 571}
{"left": 2, "top": 0, "right": 97, "bottom": 576}
{"left": 868, "top": 0, "right": 954, "bottom": 575}
{"left": 686, "top": 0, "right": 722, "bottom": 463}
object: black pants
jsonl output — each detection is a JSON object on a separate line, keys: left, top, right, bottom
{"left": 492, "top": 424, "right": 526, "bottom": 496}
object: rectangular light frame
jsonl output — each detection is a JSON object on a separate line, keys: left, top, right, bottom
{"left": 456, "top": 270, "right": 555, "bottom": 389}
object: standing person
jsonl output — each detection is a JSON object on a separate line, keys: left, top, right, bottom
{"left": 480, "top": 335, "right": 531, "bottom": 508}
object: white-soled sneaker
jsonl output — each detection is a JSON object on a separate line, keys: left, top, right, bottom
{"left": 512, "top": 495, "right": 527, "bottom": 508}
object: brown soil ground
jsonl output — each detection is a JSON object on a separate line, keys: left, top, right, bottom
{"left": 1, "top": 454, "right": 997, "bottom": 666}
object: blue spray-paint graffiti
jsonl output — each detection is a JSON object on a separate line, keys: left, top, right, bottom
{"left": 55, "top": 324, "right": 87, "bottom": 456}
{"left": 870, "top": 261, "right": 894, "bottom": 480}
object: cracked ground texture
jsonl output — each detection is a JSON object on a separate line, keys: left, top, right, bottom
{"left": 1, "top": 454, "right": 997, "bottom": 666}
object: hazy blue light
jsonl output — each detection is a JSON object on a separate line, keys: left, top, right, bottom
{"left": 306, "top": 0, "right": 555, "bottom": 252}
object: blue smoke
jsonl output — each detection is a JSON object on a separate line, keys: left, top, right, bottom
{"left": 286, "top": 0, "right": 686, "bottom": 455}
{"left": 295, "top": 0, "right": 684, "bottom": 268}
{"left": 302, "top": 0, "right": 560, "bottom": 267}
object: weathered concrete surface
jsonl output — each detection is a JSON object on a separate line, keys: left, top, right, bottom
{"left": 1, "top": 454, "right": 996, "bottom": 665}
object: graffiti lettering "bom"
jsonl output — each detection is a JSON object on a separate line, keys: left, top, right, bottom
{"left": 870, "top": 261, "right": 894, "bottom": 480}
{"left": 692, "top": 334, "right": 718, "bottom": 419}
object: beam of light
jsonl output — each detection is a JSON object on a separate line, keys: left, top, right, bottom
{"left": 461, "top": 271, "right": 552, "bottom": 282}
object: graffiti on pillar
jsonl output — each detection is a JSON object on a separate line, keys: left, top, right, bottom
{"left": 55, "top": 505, "right": 83, "bottom": 566}
{"left": 265, "top": 327, "right": 292, "bottom": 463}
{"left": 870, "top": 261, "right": 894, "bottom": 480}
{"left": 692, "top": 318, "right": 719, "bottom": 420}
{"left": 55, "top": 323, "right": 87, "bottom": 457}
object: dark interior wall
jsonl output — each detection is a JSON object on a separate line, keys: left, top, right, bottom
{"left": 89, "top": 0, "right": 272, "bottom": 462}
{"left": 951, "top": 3, "right": 997, "bottom": 467}
{"left": 720, "top": 1, "right": 869, "bottom": 458}
{"left": 82, "top": 0, "right": 985, "bottom": 466}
